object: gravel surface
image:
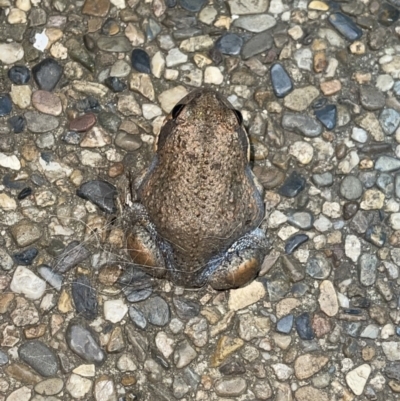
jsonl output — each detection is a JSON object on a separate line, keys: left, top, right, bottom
{"left": 1, "top": 0, "right": 400, "bottom": 400}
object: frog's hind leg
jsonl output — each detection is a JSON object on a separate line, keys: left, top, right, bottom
{"left": 204, "top": 228, "right": 268, "bottom": 290}
{"left": 126, "top": 203, "right": 167, "bottom": 279}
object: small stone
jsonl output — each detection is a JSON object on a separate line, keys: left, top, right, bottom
{"left": 0, "top": 94, "right": 12, "bottom": 116}
{"left": 32, "top": 58, "right": 63, "bottom": 91}
{"left": 158, "top": 86, "right": 188, "bottom": 113}
{"left": 360, "top": 189, "right": 385, "bottom": 210}
{"left": 179, "top": 0, "right": 207, "bottom": 12}
{"left": 10, "top": 266, "right": 46, "bottom": 300}
{"left": 279, "top": 171, "right": 306, "bottom": 197}
{"left": 133, "top": 296, "right": 170, "bottom": 326}
{"left": 351, "top": 127, "right": 368, "bottom": 143}
{"left": 228, "top": 280, "right": 266, "bottom": 311}
{"left": 97, "top": 36, "right": 131, "bottom": 52}
{"left": 340, "top": 175, "right": 363, "bottom": 200}
{"left": 8, "top": 65, "right": 30, "bottom": 85}
{"left": 82, "top": 0, "right": 110, "bottom": 17}
{"left": 289, "top": 141, "right": 314, "bottom": 164}
{"left": 345, "top": 235, "right": 361, "bottom": 262}
{"left": 131, "top": 49, "right": 151, "bottom": 74}
{"left": 360, "top": 85, "right": 385, "bottom": 111}
{"left": 8, "top": 115, "right": 26, "bottom": 133}
{"left": 294, "top": 353, "right": 328, "bottom": 380}
{"left": 276, "top": 315, "right": 294, "bottom": 334}
{"left": 296, "top": 313, "right": 315, "bottom": 340}
{"left": 32, "top": 90, "right": 62, "bottom": 116}
{"left": 104, "top": 76, "right": 127, "bottom": 92}
{"left": 37, "top": 265, "right": 63, "bottom": 291}
{"left": 320, "top": 80, "right": 341, "bottom": 95}
{"left": 309, "top": 1, "right": 329, "bottom": 11}
{"left": 241, "top": 31, "right": 273, "bottom": 59}
{"left": 318, "top": 280, "right": 339, "bottom": 317}
{"left": 10, "top": 221, "right": 41, "bottom": 247}
{"left": 19, "top": 341, "right": 58, "bottom": 377}
{"left": 104, "top": 299, "right": 128, "bottom": 323}
{"left": 270, "top": 63, "right": 293, "bottom": 98}
{"left": 315, "top": 104, "right": 337, "bottom": 130}
{"left": 284, "top": 86, "right": 319, "bottom": 112}
{"left": 328, "top": 12, "right": 362, "bottom": 41}
{"left": 379, "top": 3, "right": 400, "bottom": 26}
{"left": 375, "top": 156, "right": 400, "bottom": 172}
{"left": 215, "top": 33, "right": 243, "bottom": 56}
{"left": 228, "top": 0, "right": 268, "bottom": 14}
{"left": 359, "top": 254, "right": 378, "bottom": 286}
{"left": 349, "top": 41, "right": 365, "bottom": 55}
{"left": 380, "top": 108, "right": 400, "bottom": 135}
{"left": 214, "top": 377, "right": 247, "bottom": 397}
{"left": 69, "top": 113, "right": 96, "bottom": 132}
{"left": 295, "top": 386, "right": 329, "bottom": 401}
{"left": 76, "top": 180, "right": 117, "bottom": 214}
{"left": 52, "top": 241, "right": 90, "bottom": 273}
{"left": 306, "top": 254, "right": 331, "bottom": 279}
{"left": 346, "top": 364, "right": 371, "bottom": 395}
{"left": 312, "top": 172, "right": 333, "bottom": 187}
{"left": 204, "top": 66, "right": 223, "bottom": 85}
{"left": 233, "top": 14, "right": 276, "bottom": 32}
{"left": 72, "top": 275, "right": 98, "bottom": 320}
{"left": 282, "top": 113, "right": 322, "bottom": 137}
{"left": 10, "top": 85, "right": 31, "bottom": 109}
{"left": 13, "top": 248, "right": 38, "bottom": 266}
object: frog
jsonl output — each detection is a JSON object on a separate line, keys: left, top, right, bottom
{"left": 126, "top": 89, "right": 267, "bottom": 290}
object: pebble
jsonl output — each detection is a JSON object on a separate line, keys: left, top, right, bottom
{"left": 375, "top": 156, "right": 400, "bottom": 172}
{"left": 131, "top": 49, "right": 151, "bottom": 74}
{"left": 10, "top": 221, "right": 41, "bottom": 246}
{"left": 360, "top": 85, "right": 385, "bottom": 111}
{"left": 279, "top": 172, "right": 306, "bottom": 197}
{"left": 351, "top": 127, "right": 368, "bottom": 143}
{"left": 380, "top": 108, "right": 400, "bottom": 135}
{"left": 0, "top": 43, "right": 24, "bottom": 64}
{"left": 346, "top": 364, "right": 371, "bottom": 395}
{"left": 10, "top": 85, "right": 31, "bottom": 109}
{"left": 32, "top": 58, "right": 63, "bottom": 91}
{"left": 241, "top": 31, "right": 273, "bottom": 59}
{"left": 13, "top": 248, "right": 38, "bottom": 266}
{"left": 69, "top": 113, "right": 96, "bottom": 132}
{"left": 359, "top": 254, "right": 378, "bottom": 286}
{"left": 379, "top": 2, "right": 400, "bottom": 26}
{"left": 295, "top": 313, "right": 315, "bottom": 340}
{"left": 104, "top": 76, "right": 127, "bottom": 92}
{"left": 32, "top": 90, "right": 62, "bottom": 116}
{"left": 97, "top": 36, "right": 131, "bottom": 52}
{"left": 285, "top": 234, "right": 309, "bottom": 254}
{"left": 289, "top": 141, "right": 314, "bottom": 164}
{"left": 166, "top": 48, "right": 188, "bottom": 67}
{"left": 270, "top": 63, "right": 293, "bottom": 98}
{"left": 76, "top": 180, "right": 117, "bottom": 214}
{"left": 306, "top": 254, "right": 331, "bottom": 279}
{"left": 10, "top": 266, "right": 46, "bottom": 300}
{"left": 179, "top": 0, "right": 207, "bottom": 12}
{"left": 276, "top": 314, "right": 294, "bottom": 334}
{"left": 233, "top": 14, "right": 276, "bottom": 32}
{"left": 328, "top": 12, "right": 363, "bottom": 41}
{"left": 37, "top": 265, "right": 63, "bottom": 291}
{"left": 25, "top": 111, "right": 59, "bottom": 133}
{"left": 8, "top": 115, "right": 26, "bottom": 133}
{"left": 228, "top": 280, "right": 266, "bottom": 311}
{"left": 0, "top": 94, "right": 12, "bottom": 116}
{"left": 19, "top": 341, "right": 58, "bottom": 377}
{"left": 284, "top": 86, "right": 319, "bottom": 112}
{"left": 52, "top": 241, "right": 90, "bottom": 273}
{"left": 133, "top": 296, "right": 170, "bottom": 326}
{"left": 104, "top": 299, "right": 128, "bottom": 323}
{"left": 340, "top": 175, "right": 363, "bottom": 200}
{"left": 318, "top": 280, "right": 339, "bottom": 316}
{"left": 72, "top": 275, "right": 98, "bottom": 320}
{"left": 8, "top": 65, "right": 30, "bottom": 85}
{"left": 66, "top": 323, "right": 106, "bottom": 365}
{"left": 314, "top": 104, "right": 337, "bottom": 130}
{"left": 312, "top": 172, "right": 333, "bottom": 187}
{"left": 215, "top": 33, "right": 243, "bottom": 55}
{"left": 158, "top": 85, "right": 188, "bottom": 112}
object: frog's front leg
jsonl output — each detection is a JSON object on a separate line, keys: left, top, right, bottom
{"left": 200, "top": 228, "right": 268, "bottom": 290}
{"left": 126, "top": 203, "right": 168, "bottom": 279}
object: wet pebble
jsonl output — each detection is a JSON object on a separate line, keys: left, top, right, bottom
{"left": 295, "top": 313, "right": 314, "bottom": 340}
{"left": 8, "top": 65, "right": 30, "bottom": 85}
{"left": 76, "top": 180, "right": 117, "bottom": 214}
{"left": 12, "top": 248, "right": 38, "bottom": 266}
{"left": 131, "top": 49, "right": 151, "bottom": 74}
{"left": 17, "top": 187, "right": 32, "bottom": 200}
{"left": 285, "top": 234, "right": 309, "bottom": 254}
{"left": 69, "top": 113, "right": 96, "bottom": 132}
{"left": 72, "top": 275, "right": 98, "bottom": 320}
{"left": 279, "top": 172, "right": 306, "bottom": 198}
{"left": 32, "top": 58, "right": 63, "bottom": 91}
{"left": 215, "top": 33, "right": 243, "bottom": 55}
{"left": 0, "top": 94, "right": 12, "bottom": 117}
{"left": 270, "top": 63, "right": 293, "bottom": 98}
{"left": 282, "top": 113, "right": 322, "bottom": 137}
{"left": 314, "top": 104, "right": 337, "bottom": 130}
{"left": 328, "top": 12, "right": 362, "bottom": 41}
{"left": 19, "top": 341, "right": 58, "bottom": 377}
{"left": 66, "top": 323, "right": 106, "bottom": 365}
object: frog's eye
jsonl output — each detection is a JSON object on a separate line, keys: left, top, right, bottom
{"left": 233, "top": 109, "right": 243, "bottom": 125}
{"left": 172, "top": 104, "right": 185, "bottom": 119}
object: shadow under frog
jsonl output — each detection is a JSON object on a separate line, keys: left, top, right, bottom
{"left": 126, "top": 89, "right": 267, "bottom": 290}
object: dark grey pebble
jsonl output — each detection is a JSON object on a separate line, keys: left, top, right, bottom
{"left": 287, "top": 211, "right": 314, "bottom": 230}
{"left": 312, "top": 172, "right": 333, "bottom": 187}
{"left": 66, "top": 323, "right": 106, "bottom": 365}
{"left": 25, "top": 111, "right": 59, "bottom": 133}
{"left": 279, "top": 172, "right": 306, "bottom": 198}
{"left": 285, "top": 234, "right": 309, "bottom": 255}
{"left": 31, "top": 172, "right": 47, "bottom": 187}
{"left": 306, "top": 254, "right": 331, "bottom": 279}
{"left": 134, "top": 296, "right": 170, "bottom": 326}
{"left": 8, "top": 65, "right": 31, "bottom": 85}
{"left": 179, "top": 0, "right": 207, "bottom": 12}
{"left": 129, "top": 305, "right": 147, "bottom": 329}
{"left": 219, "top": 361, "right": 246, "bottom": 376}
{"left": 104, "top": 76, "right": 127, "bottom": 92}
{"left": 62, "top": 131, "right": 81, "bottom": 145}
{"left": 365, "top": 225, "right": 386, "bottom": 248}
{"left": 379, "top": 108, "right": 400, "bottom": 135}
{"left": 209, "top": 47, "right": 223, "bottom": 65}
{"left": 276, "top": 314, "right": 294, "bottom": 334}
{"left": 359, "top": 85, "right": 385, "bottom": 111}
{"left": 0, "top": 350, "right": 8, "bottom": 366}
{"left": 376, "top": 173, "right": 394, "bottom": 195}
{"left": 13, "top": 248, "right": 38, "bottom": 265}
{"left": 343, "top": 201, "right": 359, "bottom": 220}
{"left": 32, "top": 58, "right": 63, "bottom": 91}
{"left": 328, "top": 12, "right": 362, "bottom": 41}
{"left": 378, "top": 2, "right": 400, "bottom": 26}
{"left": 340, "top": 175, "right": 363, "bottom": 200}
{"left": 173, "top": 27, "right": 203, "bottom": 40}
{"left": 131, "top": 49, "right": 151, "bottom": 74}
{"left": 215, "top": 33, "right": 243, "bottom": 55}
{"left": 173, "top": 297, "right": 200, "bottom": 320}
{"left": 291, "top": 282, "right": 309, "bottom": 296}
{"left": 282, "top": 113, "right": 322, "bottom": 137}
{"left": 52, "top": 240, "right": 90, "bottom": 273}
{"left": 270, "top": 63, "right": 293, "bottom": 98}
{"left": 241, "top": 31, "right": 273, "bottom": 59}
{"left": 37, "top": 265, "right": 63, "bottom": 291}
{"left": 342, "top": 321, "right": 362, "bottom": 337}
{"left": 119, "top": 266, "right": 153, "bottom": 302}
{"left": 146, "top": 18, "right": 162, "bottom": 41}
{"left": 8, "top": 115, "right": 25, "bottom": 133}
{"left": 19, "top": 341, "right": 59, "bottom": 376}
{"left": 265, "top": 276, "right": 290, "bottom": 301}
{"left": 17, "top": 187, "right": 32, "bottom": 200}
{"left": 3, "top": 173, "right": 26, "bottom": 190}
{"left": 124, "top": 288, "right": 153, "bottom": 303}
{"left": 386, "top": 362, "right": 400, "bottom": 381}
{"left": 98, "top": 112, "right": 121, "bottom": 133}
{"left": 314, "top": 104, "right": 337, "bottom": 130}
{"left": 0, "top": 94, "right": 12, "bottom": 117}
{"left": 76, "top": 180, "right": 117, "bottom": 214}
{"left": 375, "top": 156, "right": 400, "bottom": 172}
{"left": 83, "top": 34, "right": 96, "bottom": 51}
{"left": 295, "top": 313, "right": 314, "bottom": 340}
{"left": 165, "top": 0, "right": 176, "bottom": 6}
{"left": 359, "top": 254, "right": 378, "bottom": 286}
{"left": 72, "top": 275, "right": 98, "bottom": 320}
{"left": 77, "top": 96, "right": 101, "bottom": 113}
{"left": 97, "top": 37, "right": 131, "bottom": 52}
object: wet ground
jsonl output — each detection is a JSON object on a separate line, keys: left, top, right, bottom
{"left": 1, "top": 0, "right": 400, "bottom": 400}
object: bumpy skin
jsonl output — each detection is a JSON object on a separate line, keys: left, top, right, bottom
{"left": 127, "top": 89, "right": 267, "bottom": 289}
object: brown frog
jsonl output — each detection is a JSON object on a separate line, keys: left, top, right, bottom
{"left": 127, "top": 89, "right": 267, "bottom": 290}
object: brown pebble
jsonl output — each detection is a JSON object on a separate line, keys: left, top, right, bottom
{"left": 343, "top": 202, "right": 359, "bottom": 220}
{"left": 108, "top": 162, "right": 124, "bottom": 178}
{"left": 121, "top": 375, "right": 137, "bottom": 386}
{"left": 82, "top": 0, "right": 110, "bottom": 17}
{"left": 361, "top": 345, "right": 375, "bottom": 361}
{"left": 253, "top": 166, "right": 285, "bottom": 189}
{"left": 335, "top": 143, "right": 347, "bottom": 159}
{"left": 320, "top": 80, "right": 341, "bottom": 96}
{"left": 32, "top": 90, "right": 62, "bottom": 116}
{"left": 99, "top": 265, "right": 123, "bottom": 285}
{"left": 69, "top": 113, "right": 96, "bottom": 132}
{"left": 389, "top": 380, "right": 400, "bottom": 393}
{"left": 24, "top": 324, "right": 47, "bottom": 339}
{"left": 314, "top": 51, "right": 327, "bottom": 73}
{"left": 390, "top": 231, "right": 400, "bottom": 246}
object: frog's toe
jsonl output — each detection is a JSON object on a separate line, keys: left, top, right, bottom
{"left": 208, "top": 249, "right": 264, "bottom": 290}
{"left": 127, "top": 225, "right": 166, "bottom": 278}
